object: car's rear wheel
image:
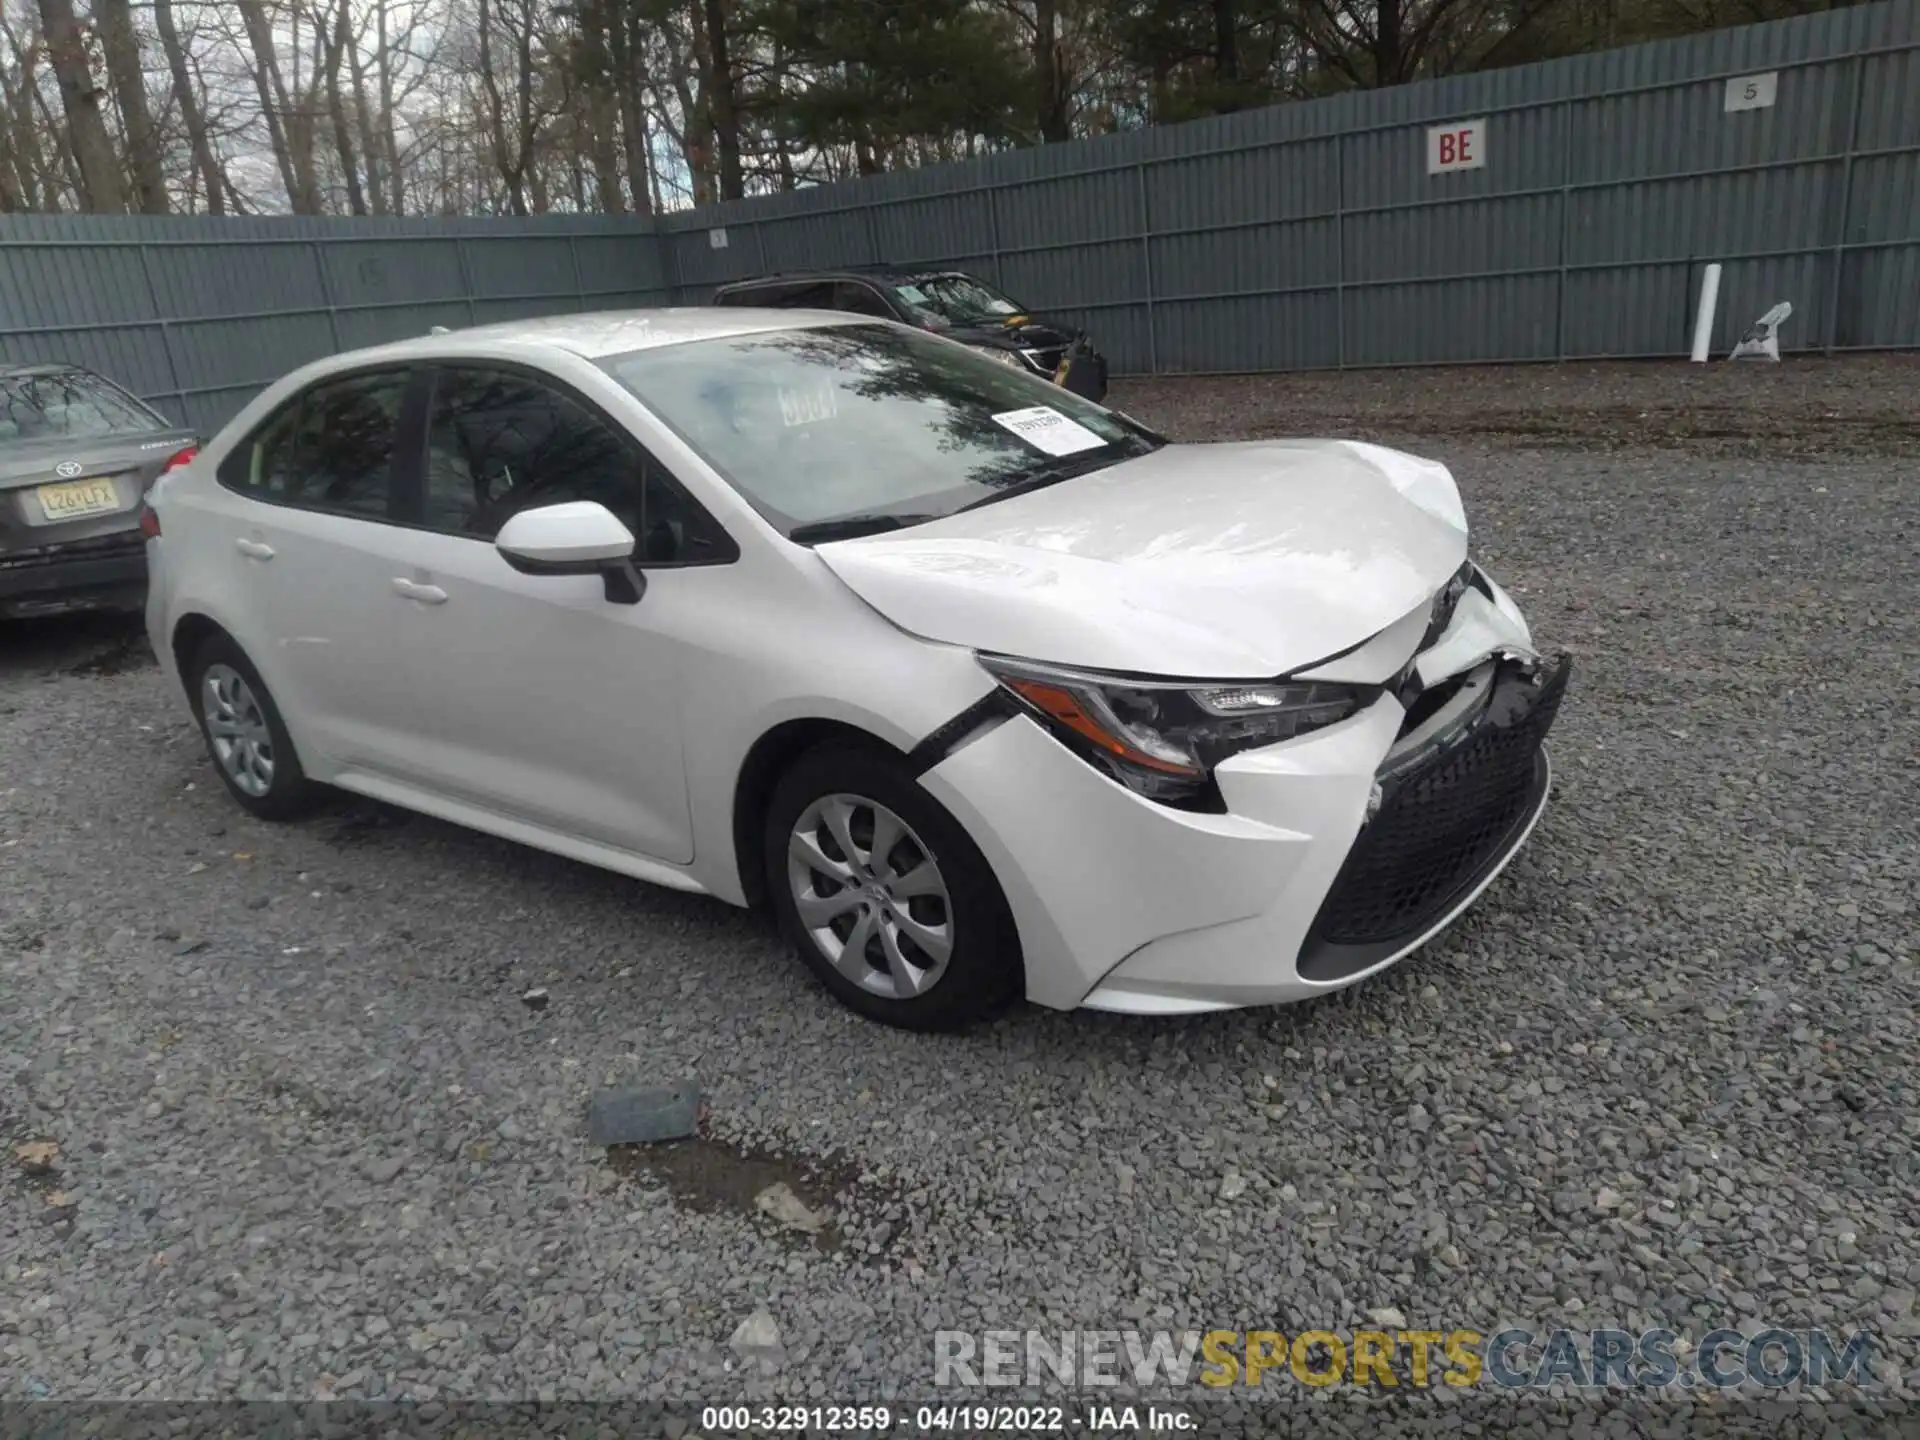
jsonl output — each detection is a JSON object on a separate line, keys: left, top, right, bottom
{"left": 765, "top": 742, "right": 1021, "bottom": 1031}
{"left": 187, "top": 634, "right": 318, "bottom": 821}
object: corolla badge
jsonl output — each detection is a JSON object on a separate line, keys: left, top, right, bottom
{"left": 54, "top": 461, "right": 84, "bottom": 479}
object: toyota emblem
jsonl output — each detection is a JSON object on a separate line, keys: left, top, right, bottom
{"left": 54, "top": 460, "right": 83, "bottom": 479}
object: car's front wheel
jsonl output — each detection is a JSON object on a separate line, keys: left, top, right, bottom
{"left": 187, "top": 633, "right": 319, "bottom": 821}
{"left": 765, "top": 742, "right": 1021, "bottom": 1031}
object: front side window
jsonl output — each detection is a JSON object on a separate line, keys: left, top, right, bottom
{"left": 597, "top": 323, "right": 1160, "bottom": 541}
{"left": 0, "top": 369, "right": 162, "bottom": 445}
{"left": 421, "top": 366, "right": 733, "bottom": 564}
{"left": 224, "top": 369, "right": 407, "bottom": 519}
{"left": 834, "top": 282, "right": 897, "bottom": 319}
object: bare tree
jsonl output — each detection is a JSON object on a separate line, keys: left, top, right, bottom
{"left": 476, "top": 0, "right": 552, "bottom": 212}
{"left": 374, "top": 0, "right": 403, "bottom": 211}
{"left": 36, "top": 0, "right": 124, "bottom": 210}
{"left": 152, "top": 0, "right": 224, "bottom": 212}
{"left": 573, "top": 0, "right": 625, "bottom": 213}
{"left": 0, "top": 8, "right": 51, "bottom": 209}
{"left": 315, "top": 0, "right": 366, "bottom": 213}
{"left": 1033, "top": 0, "right": 1070, "bottom": 140}
{"left": 93, "top": 0, "right": 166, "bottom": 210}
{"left": 337, "top": 0, "right": 385, "bottom": 212}
{"left": 699, "top": 0, "right": 742, "bottom": 199}
{"left": 606, "top": 0, "right": 652, "bottom": 214}
{"left": 235, "top": 0, "right": 318, "bottom": 211}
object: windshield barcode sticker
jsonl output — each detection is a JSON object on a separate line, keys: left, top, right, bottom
{"left": 991, "top": 406, "right": 1105, "bottom": 457}
{"left": 779, "top": 383, "right": 838, "bottom": 427}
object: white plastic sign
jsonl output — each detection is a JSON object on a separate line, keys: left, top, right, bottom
{"left": 1427, "top": 119, "right": 1486, "bottom": 174}
{"left": 1724, "top": 72, "right": 1778, "bottom": 112}
{"left": 992, "top": 407, "right": 1106, "bottom": 457}
{"left": 708, "top": 228, "right": 729, "bottom": 249}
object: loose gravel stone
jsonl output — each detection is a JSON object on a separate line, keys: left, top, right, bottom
{"left": 1, "top": 358, "right": 1913, "bottom": 1429}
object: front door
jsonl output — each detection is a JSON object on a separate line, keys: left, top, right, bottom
{"left": 376, "top": 364, "right": 735, "bottom": 866}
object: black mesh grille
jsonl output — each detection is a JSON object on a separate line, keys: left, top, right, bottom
{"left": 1313, "top": 658, "right": 1568, "bottom": 946}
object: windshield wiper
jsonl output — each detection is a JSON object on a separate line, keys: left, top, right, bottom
{"left": 952, "top": 456, "right": 1114, "bottom": 516}
{"left": 787, "top": 512, "right": 941, "bottom": 545}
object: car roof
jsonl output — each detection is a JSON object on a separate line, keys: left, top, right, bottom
{"left": 331, "top": 306, "right": 870, "bottom": 367}
{"left": 0, "top": 362, "right": 89, "bottom": 379}
{"left": 716, "top": 266, "right": 972, "bottom": 291}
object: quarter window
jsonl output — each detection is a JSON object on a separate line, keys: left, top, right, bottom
{"left": 421, "top": 366, "right": 734, "bottom": 565}
{"left": 223, "top": 369, "right": 407, "bottom": 520}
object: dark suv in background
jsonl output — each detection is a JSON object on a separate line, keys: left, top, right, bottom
{"left": 712, "top": 266, "right": 1109, "bottom": 401}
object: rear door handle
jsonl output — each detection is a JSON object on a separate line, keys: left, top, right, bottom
{"left": 391, "top": 578, "right": 448, "bottom": 605}
{"left": 235, "top": 538, "right": 274, "bottom": 561}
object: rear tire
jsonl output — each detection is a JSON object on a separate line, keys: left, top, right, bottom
{"left": 765, "top": 742, "right": 1021, "bottom": 1031}
{"left": 186, "top": 633, "right": 319, "bottom": 821}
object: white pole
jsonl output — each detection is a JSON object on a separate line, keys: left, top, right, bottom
{"left": 1690, "top": 263, "right": 1722, "bottom": 363}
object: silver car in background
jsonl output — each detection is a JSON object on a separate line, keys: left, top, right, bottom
{"left": 0, "top": 362, "right": 198, "bottom": 619}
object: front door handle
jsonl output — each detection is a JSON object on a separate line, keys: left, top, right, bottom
{"left": 235, "top": 538, "right": 274, "bottom": 561}
{"left": 391, "top": 577, "right": 448, "bottom": 605}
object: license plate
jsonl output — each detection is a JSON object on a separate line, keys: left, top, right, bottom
{"left": 36, "top": 476, "right": 122, "bottom": 521}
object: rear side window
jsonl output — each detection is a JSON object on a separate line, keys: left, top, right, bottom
{"left": 219, "top": 370, "right": 408, "bottom": 520}
{"left": 0, "top": 370, "right": 161, "bottom": 444}
{"left": 780, "top": 282, "right": 838, "bottom": 309}
{"left": 722, "top": 280, "right": 837, "bottom": 310}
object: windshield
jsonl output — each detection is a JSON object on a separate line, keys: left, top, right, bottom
{"left": 0, "top": 371, "right": 161, "bottom": 445}
{"left": 598, "top": 323, "right": 1160, "bottom": 539}
{"left": 889, "top": 274, "right": 1028, "bottom": 327}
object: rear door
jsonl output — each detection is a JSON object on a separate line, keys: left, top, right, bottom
{"left": 208, "top": 366, "right": 435, "bottom": 776}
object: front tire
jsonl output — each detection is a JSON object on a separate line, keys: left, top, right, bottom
{"left": 187, "top": 634, "right": 319, "bottom": 821}
{"left": 765, "top": 742, "right": 1021, "bottom": 1031}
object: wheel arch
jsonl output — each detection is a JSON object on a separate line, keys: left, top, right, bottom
{"left": 730, "top": 717, "right": 906, "bottom": 908}
{"left": 170, "top": 611, "right": 233, "bottom": 686}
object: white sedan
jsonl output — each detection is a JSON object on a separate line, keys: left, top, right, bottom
{"left": 143, "top": 308, "right": 1567, "bottom": 1030}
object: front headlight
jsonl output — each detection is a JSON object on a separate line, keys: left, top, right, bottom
{"left": 979, "top": 654, "right": 1370, "bottom": 804}
{"left": 973, "top": 345, "right": 1026, "bottom": 369}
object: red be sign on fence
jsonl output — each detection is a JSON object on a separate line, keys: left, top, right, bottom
{"left": 1427, "top": 118, "right": 1487, "bottom": 174}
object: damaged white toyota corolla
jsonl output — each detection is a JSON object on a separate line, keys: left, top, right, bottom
{"left": 144, "top": 308, "right": 1568, "bottom": 1030}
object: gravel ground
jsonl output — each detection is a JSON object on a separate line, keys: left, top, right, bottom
{"left": 2, "top": 357, "right": 1916, "bottom": 1431}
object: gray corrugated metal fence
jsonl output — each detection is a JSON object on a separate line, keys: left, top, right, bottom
{"left": 663, "top": 0, "right": 1919, "bottom": 375}
{"left": 0, "top": 215, "right": 670, "bottom": 433}
{"left": 1, "top": 0, "right": 1915, "bottom": 428}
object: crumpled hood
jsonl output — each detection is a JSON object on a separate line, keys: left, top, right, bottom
{"left": 815, "top": 439, "right": 1470, "bottom": 678}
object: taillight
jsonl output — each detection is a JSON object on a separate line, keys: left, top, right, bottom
{"left": 139, "top": 505, "right": 161, "bottom": 539}
{"left": 162, "top": 445, "right": 198, "bottom": 472}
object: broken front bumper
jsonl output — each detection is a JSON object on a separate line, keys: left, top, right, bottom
{"left": 1297, "top": 653, "right": 1571, "bottom": 983}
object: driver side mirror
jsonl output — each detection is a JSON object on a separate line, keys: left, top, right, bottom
{"left": 494, "top": 501, "right": 646, "bottom": 605}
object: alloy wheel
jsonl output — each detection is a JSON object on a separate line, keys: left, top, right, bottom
{"left": 202, "top": 663, "right": 275, "bottom": 797}
{"left": 787, "top": 793, "right": 953, "bottom": 1000}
